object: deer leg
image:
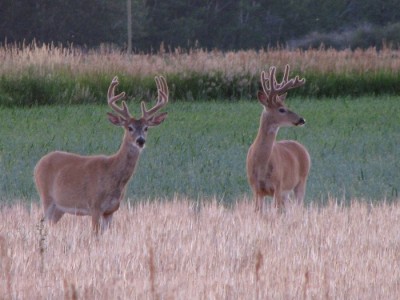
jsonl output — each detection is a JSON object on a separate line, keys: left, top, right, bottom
{"left": 41, "top": 193, "right": 60, "bottom": 223}
{"left": 274, "top": 195, "right": 284, "bottom": 210}
{"left": 294, "top": 181, "right": 306, "bottom": 205}
{"left": 91, "top": 211, "right": 101, "bottom": 234}
{"left": 100, "top": 213, "right": 113, "bottom": 232}
{"left": 44, "top": 202, "right": 65, "bottom": 224}
{"left": 40, "top": 192, "right": 52, "bottom": 213}
{"left": 281, "top": 191, "right": 291, "bottom": 207}
{"left": 254, "top": 193, "right": 264, "bottom": 213}
{"left": 274, "top": 183, "right": 284, "bottom": 210}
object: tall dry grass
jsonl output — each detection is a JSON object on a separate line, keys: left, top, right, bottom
{"left": 2, "top": 42, "right": 400, "bottom": 105}
{"left": 1, "top": 42, "right": 400, "bottom": 78}
{"left": 1, "top": 197, "right": 400, "bottom": 299}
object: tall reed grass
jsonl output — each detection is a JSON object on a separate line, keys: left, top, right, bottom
{"left": 1, "top": 43, "right": 400, "bottom": 106}
{"left": 1, "top": 198, "right": 400, "bottom": 298}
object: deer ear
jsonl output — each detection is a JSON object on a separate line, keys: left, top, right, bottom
{"left": 257, "top": 91, "right": 268, "bottom": 106}
{"left": 107, "top": 112, "right": 125, "bottom": 126}
{"left": 147, "top": 112, "right": 168, "bottom": 127}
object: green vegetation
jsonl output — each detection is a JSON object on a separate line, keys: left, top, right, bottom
{"left": 1, "top": 97, "right": 399, "bottom": 203}
{"left": 3, "top": 71, "right": 400, "bottom": 106}
{"left": 3, "top": 45, "right": 400, "bottom": 107}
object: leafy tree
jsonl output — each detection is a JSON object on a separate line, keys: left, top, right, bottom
{"left": 2, "top": 0, "right": 400, "bottom": 50}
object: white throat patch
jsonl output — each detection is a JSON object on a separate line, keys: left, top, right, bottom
{"left": 131, "top": 142, "right": 145, "bottom": 151}
{"left": 268, "top": 125, "right": 279, "bottom": 134}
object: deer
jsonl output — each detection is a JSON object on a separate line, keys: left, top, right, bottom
{"left": 246, "top": 65, "right": 311, "bottom": 212}
{"left": 34, "top": 75, "right": 169, "bottom": 233}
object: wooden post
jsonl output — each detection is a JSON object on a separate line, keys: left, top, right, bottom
{"left": 127, "top": 0, "right": 132, "bottom": 53}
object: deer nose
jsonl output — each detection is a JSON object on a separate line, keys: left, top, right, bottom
{"left": 296, "top": 118, "right": 306, "bottom": 126}
{"left": 136, "top": 137, "right": 146, "bottom": 148}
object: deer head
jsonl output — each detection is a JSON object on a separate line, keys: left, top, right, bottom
{"left": 107, "top": 76, "right": 168, "bottom": 149}
{"left": 257, "top": 64, "right": 306, "bottom": 128}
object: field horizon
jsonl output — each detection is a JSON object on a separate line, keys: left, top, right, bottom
{"left": 1, "top": 197, "right": 400, "bottom": 299}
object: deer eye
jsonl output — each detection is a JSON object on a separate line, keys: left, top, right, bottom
{"left": 278, "top": 108, "right": 286, "bottom": 113}
{"left": 144, "top": 126, "right": 148, "bottom": 132}
{"left": 128, "top": 126, "right": 134, "bottom": 132}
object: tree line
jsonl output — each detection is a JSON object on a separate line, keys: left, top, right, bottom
{"left": 1, "top": 0, "right": 400, "bottom": 51}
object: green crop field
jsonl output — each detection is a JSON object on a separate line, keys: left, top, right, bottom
{"left": 1, "top": 96, "right": 399, "bottom": 204}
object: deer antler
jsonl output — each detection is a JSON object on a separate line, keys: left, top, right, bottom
{"left": 260, "top": 65, "right": 305, "bottom": 106}
{"left": 141, "top": 76, "right": 169, "bottom": 120}
{"left": 107, "top": 76, "right": 132, "bottom": 120}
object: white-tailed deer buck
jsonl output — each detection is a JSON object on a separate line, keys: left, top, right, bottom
{"left": 246, "top": 65, "right": 311, "bottom": 211}
{"left": 34, "top": 76, "right": 169, "bottom": 233}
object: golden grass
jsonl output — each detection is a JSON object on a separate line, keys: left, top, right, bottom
{"left": 1, "top": 43, "right": 400, "bottom": 78}
{"left": 1, "top": 197, "right": 400, "bottom": 299}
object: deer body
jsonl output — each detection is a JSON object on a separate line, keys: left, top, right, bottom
{"left": 246, "top": 65, "right": 310, "bottom": 211}
{"left": 35, "top": 134, "right": 139, "bottom": 223}
{"left": 34, "top": 76, "right": 169, "bottom": 233}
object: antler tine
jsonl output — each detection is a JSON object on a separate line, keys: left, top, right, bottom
{"left": 269, "top": 66, "right": 278, "bottom": 94}
{"left": 260, "top": 70, "right": 271, "bottom": 95}
{"left": 260, "top": 67, "right": 278, "bottom": 98}
{"left": 275, "top": 65, "right": 306, "bottom": 93}
{"left": 107, "top": 76, "right": 132, "bottom": 120}
{"left": 159, "top": 75, "right": 169, "bottom": 101}
{"left": 278, "top": 64, "right": 290, "bottom": 88}
{"left": 107, "top": 76, "right": 119, "bottom": 101}
{"left": 141, "top": 76, "right": 169, "bottom": 120}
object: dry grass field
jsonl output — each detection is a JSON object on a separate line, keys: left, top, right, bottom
{"left": 1, "top": 197, "right": 400, "bottom": 299}
{"left": 2, "top": 43, "right": 400, "bottom": 105}
{"left": 2, "top": 43, "right": 400, "bottom": 77}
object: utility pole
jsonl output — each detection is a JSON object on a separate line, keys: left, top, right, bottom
{"left": 127, "top": 0, "right": 132, "bottom": 53}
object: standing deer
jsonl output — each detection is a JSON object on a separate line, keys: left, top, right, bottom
{"left": 34, "top": 76, "right": 169, "bottom": 233}
{"left": 246, "top": 65, "right": 310, "bottom": 211}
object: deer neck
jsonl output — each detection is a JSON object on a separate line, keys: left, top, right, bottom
{"left": 253, "top": 110, "right": 279, "bottom": 164}
{"left": 109, "top": 132, "right": 141, "bottom": 184}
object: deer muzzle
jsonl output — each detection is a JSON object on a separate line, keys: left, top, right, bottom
{"left": 136, "top": 136, "right": 146, "bottom": 148}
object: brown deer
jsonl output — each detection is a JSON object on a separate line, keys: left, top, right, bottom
{"left": 246, "top": 65, "right": 311, "bottom": 211}
{"left": 34, "top": 76, "right": 169, "bottom": 233}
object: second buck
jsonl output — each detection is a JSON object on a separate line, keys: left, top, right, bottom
{"left": 34, "top": 76, "right": 169, "bottom": 233}
{"left": 246, "top": 65, "right": 311, "bottom": 211}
